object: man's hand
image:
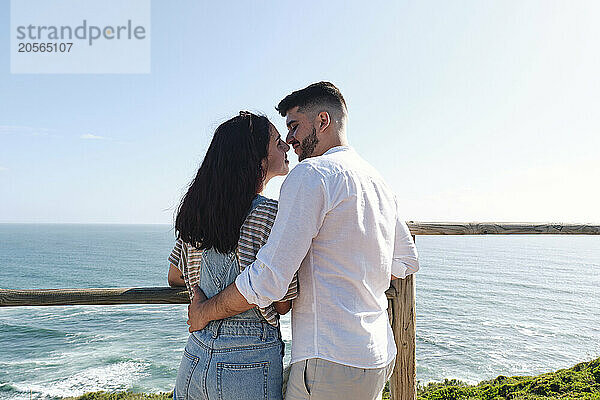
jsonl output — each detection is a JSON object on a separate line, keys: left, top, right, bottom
{"left": 186, "top": 282, "right": 256, "bottom": 333}
{"left": 187, "top": 285, "right": 209, "bottom": 333}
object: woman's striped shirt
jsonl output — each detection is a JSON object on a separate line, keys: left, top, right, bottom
{"left": 169, "top": 198, "right": 298, "bottom": 326}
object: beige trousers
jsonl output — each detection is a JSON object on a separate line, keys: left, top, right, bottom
{"left": 285, "top": 358, "right": 394, "bottom": 400}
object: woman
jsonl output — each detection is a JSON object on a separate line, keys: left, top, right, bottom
{"left": 167, "top": 112, "right": 296, "bottom": 400}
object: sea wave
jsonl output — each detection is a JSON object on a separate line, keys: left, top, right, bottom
{"left": 2, "top": 361, "right": 149, "bottom": 400}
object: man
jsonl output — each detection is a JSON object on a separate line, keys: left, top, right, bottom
{"left": 187, "top": 82, "right": 419, "bottom": 400}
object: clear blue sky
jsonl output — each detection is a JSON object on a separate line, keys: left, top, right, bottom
{"left": 1, "top": 1, "right": 599, "bottom": 224}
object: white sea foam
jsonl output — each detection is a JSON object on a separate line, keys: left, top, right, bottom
{"left": 65, "top": 332, "right": 107, "bottom": 343}
{"left": 0, "top": 357, "right": 64, "bottom": 367}
{"left": 10, "top": 361, "right": 149, "bottom": 399}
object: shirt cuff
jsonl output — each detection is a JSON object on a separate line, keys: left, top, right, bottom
{"left": 391, "top": 257, "right": 419, "bottom": 278}
{"left": 235, "top": 263, "right": 274, "bottom": 308}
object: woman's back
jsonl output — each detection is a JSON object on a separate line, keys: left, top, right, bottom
{"left": 171, "top": 112, "right": 292, "bottom": 399}
{"left": 172, "top": 195, "right": 285, "bottom": 400}
{"left": 169, "top": 196, "right": 273, "bottom": 323}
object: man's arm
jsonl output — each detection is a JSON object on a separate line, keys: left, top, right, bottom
{"left": 186, "top": 282, "right": 291, "bottom": 332}
{"left": 234, "top": 164, "right": 327, "bottom": 307}
{"left": 188, "top": 163, "right": 327, "bottom": 331}
{"left": 187, "top": 284, "right": 253, "bottom": 332}
{"left": 390, "top": 197, "right": 419, "bottom": 280}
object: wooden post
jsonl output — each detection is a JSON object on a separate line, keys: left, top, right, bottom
{"left": 387, "top": 237, "right": 417, "bottom": 400}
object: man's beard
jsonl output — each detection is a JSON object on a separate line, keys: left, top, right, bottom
{"left": 298, "top": 127, "right": 319, "bottom": 161}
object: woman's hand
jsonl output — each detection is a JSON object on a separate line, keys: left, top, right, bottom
{"left": 274, "top": 300, "right": 291, "bottom": 315}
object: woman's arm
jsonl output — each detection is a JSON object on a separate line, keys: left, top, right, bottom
{"left": 168, "top": 239, "right": 186, "bottom": 287}
{"left": 273, "top": 300, "right": 291, "bottom": 315}
{"left": 168, "top": 263, "right": 186, "bottom": 287}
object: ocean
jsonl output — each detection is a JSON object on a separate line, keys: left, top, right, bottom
{"left": 0, "top": 224, "right": 598, "bottom": 399}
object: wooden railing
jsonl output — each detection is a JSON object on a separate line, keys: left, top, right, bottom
{"left": 1, "top": 222, "right": 599, "bottom": 400}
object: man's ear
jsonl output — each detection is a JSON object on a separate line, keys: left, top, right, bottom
{"left": 316, "top": 111, "right": 331, "bottom": 133}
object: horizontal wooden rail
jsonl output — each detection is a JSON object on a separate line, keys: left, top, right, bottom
{"left": 0, "top": 286, "right": 401, "bottom": 307}
{"left": 405, "top": 222, "right": 600, "bottom": 235}
{"left": 0, "top": 287, "right": 189, "bottom": 307}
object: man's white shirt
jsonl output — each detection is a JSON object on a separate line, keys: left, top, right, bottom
{"left": 235, "top": 146, "right": 419, "bottom": 368}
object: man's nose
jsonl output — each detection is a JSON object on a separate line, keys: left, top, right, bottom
{"left": 286, "top": 131, "right": 295, "bottom": 144}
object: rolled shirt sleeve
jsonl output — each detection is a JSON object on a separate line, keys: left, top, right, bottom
{"left": 391, "top": 196, "right": 419, "bottom": 278}
{"left": 236, "top": 163, "right": 328, "bottom": 308}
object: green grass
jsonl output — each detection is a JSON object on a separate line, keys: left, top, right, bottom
{"left": 66, "top": 357, "right": 600, "bottom": 400}
{"left": 411, "top": 357, "right": 600, "bottom": 400}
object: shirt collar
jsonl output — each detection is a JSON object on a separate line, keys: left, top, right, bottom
{"left": 322, "top": 145, "right": 352, "bottom": 156}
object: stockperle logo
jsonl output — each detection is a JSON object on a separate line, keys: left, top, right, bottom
{"left": 15, "top": 20, "right": 147, "bottom": 46}
{"left": 11, "top": 0, "right": 151, "bottom": 74}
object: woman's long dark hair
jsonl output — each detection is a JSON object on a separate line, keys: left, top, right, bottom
{"left": 175, "top": 112, "right": 271, "bottom": 253}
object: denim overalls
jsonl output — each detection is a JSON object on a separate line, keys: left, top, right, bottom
{"left": 174, "top": 195, "right": 284, "bottom": 400}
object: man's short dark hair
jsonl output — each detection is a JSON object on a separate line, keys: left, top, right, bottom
{"left": 276, "top": 81, "right": 347, "bottom": 119}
